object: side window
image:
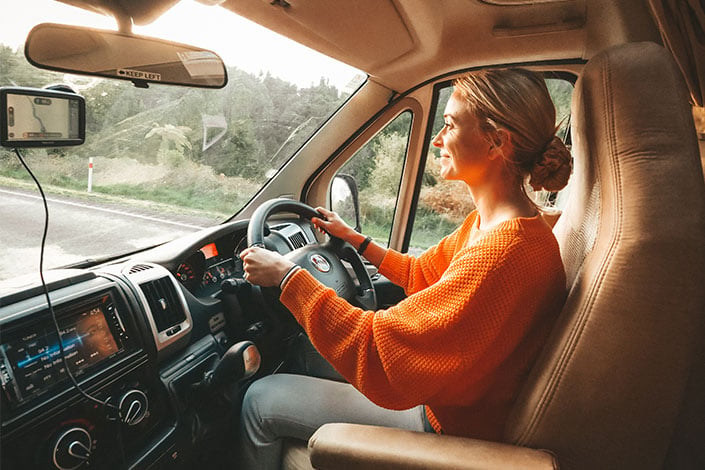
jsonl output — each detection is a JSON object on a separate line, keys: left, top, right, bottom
{"left": 334, "top": 111, "right": 412, "bottom": 248}
{"left": 408, "top": 87, "right": 470, "bottom": 256}
{"left": 407, "top": 76, "right": 574, "bottom": 255}
{"left": 694, "top": 106, "right": 705, "bottom": 180}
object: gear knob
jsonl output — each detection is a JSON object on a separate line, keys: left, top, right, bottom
{"left": 210, "top": 341, "right": 261, "bottom": 386}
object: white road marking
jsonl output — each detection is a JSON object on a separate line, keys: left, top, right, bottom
{"left": 0, "top": 188, "right": 206, "bottom": 230}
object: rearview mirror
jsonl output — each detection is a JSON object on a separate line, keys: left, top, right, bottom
{"left": 25, "top": 23, "right": 228, "bottom": 89}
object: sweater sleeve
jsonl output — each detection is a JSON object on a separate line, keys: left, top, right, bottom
{"left": 378, "top": 212, "right": 477, "bottom": 295}
{"left": 280, "top": 231, "right": 525, "bottom": 410}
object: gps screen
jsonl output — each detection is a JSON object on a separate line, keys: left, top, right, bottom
{"left": 1, "top": 87, "right": 85, "bottom": 147}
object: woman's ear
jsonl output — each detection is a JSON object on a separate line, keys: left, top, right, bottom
{"left": 488, "top": 128, "right": 512, "bottom": 160}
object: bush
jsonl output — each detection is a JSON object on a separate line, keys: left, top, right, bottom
{"left": 417, "top": 155, "right": 474, "bottom": 223}
{"left": 368, "top": 133, "right": 407, "bottom": 197}
{"left": 418, "top": 181, "right": 474, "bottom": 223}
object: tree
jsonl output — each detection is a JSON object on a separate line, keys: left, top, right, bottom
{"left": 0, "top": 44, "right": 60, "bottom": 88}
{"left": 145, "top": 124, "right": 192, "bottom": 167}
{"left": 368, "top": 133, "right": 408, "bottom": 197}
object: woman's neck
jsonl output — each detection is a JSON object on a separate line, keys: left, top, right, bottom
{"left": 468, "top": 180, "right": 537, "bottom": 230}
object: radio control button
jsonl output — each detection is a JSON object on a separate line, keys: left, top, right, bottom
{"left": 52, "top": 426, "right": 92, "bottom": 470}
{"left": 118, "top": 389, "right": 149, "bottom": 426}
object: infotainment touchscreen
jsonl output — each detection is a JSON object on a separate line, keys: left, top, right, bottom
{"left": 0, "top": 296, "right": 125, "bottom": 406}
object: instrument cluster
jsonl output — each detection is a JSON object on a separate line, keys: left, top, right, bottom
{"left": 173, "top": 221, "right": 314, "bottom": 298}
{"left": 175, "top": 235, "right": 246, "bottom": 297}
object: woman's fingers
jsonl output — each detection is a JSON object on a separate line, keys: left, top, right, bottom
{"left": 312, "top": 207, "right": 352, "bottom": 239}
{"left": 312, "top": 207, "right": 332, "bottom": 234}
{"left": 316, "top": 206, "right": 333, "bottom": 217}
{"left": 241, "top": 247, "right": 294, "bottom": 287}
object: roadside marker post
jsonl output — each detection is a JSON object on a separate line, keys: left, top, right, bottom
{"left": 87, "top": 157, "right": 93, "bottom": 193}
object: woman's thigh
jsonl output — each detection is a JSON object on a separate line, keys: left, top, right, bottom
{"left": 242, "top": 373, "right": 426, "bottom": 443}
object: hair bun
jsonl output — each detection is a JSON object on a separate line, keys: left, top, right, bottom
{"left": 529, "top": 136, "right": 572, "bottom": 192}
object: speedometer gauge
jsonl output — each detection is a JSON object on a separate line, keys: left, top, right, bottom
{"left": 176, "top": 263, "right": 195, "bottom": 284}
{"left": 176, "top": 251, "right": 206, "bottom": 291}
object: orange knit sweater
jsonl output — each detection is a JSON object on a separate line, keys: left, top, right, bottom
{"left": 280, "top": 211, "right": 566, "bottom": 440}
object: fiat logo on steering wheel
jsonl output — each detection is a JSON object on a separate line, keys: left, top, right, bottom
{"left": 310, "top": 254, "right": 331, "bottom": 273}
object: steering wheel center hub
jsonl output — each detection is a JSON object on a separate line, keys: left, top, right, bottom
{"left": 310, "top": 254, "right": 331, "bottom": 273}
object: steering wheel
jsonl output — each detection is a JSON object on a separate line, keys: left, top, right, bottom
{"left": 247, "top": 199, "right": 377, "bottom": 311}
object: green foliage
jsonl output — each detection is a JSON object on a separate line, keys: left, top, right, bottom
{"left": 0, "top": 44, "right": 61, "bottom": 87}
{"left": 145, "top": 124, "right": 192, "bottom": 167}
{"left": 368, "top": 132, "right": 408, "bottom": 197}
{"left": 339, "top": 111, "right": 412, "bottom": 192}
{"left": 409, "top": 206, "right": 463, "bottom": 249}
{"left": 545, "top": 78, "right": 573, "bottom": 138}
{"left": 338, "top": 111, "right": 413, "bottom": 243}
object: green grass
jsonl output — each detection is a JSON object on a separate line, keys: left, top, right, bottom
{"left": 95, "top": 183, "right": 229, "bottom": 211}
{"left": 0, "top": 151, "right": 253, "bottom": 219}
{"left": 408, "top": 207, "right": 460, "bottom": 249}
{"left": 0, "top": 175, "right": 228, "bottom": 221}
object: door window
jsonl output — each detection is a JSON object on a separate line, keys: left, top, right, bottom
{"left": 334, "top": 111, "right": 412, "bottom": 247}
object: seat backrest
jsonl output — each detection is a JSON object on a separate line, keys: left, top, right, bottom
{"left": 504, "top": 42, "right": 705, "bottom": 469}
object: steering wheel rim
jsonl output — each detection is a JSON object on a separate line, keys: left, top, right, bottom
{"left": 247, "top": 198, "right": 377, "bottom": 311}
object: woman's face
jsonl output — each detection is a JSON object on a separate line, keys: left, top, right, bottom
{"left": 432, "top": 91, "right": 493, "bottom": 183}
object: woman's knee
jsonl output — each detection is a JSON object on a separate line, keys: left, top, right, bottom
{"left": 242, "top": 375, "right": 280, "bottom": 440}
{"left": 241, "top": 374, "right": 321, "bottom": 442}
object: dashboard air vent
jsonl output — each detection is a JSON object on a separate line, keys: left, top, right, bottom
{"left": 289, "top": 232, "right": 307, "bottom": 249}
{"left": 128, "top": 264, "right": 153, "bottom": 274}
{"left": 139, "top": 277, "right": 186, "bottom": 332}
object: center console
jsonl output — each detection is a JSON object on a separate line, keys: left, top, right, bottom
{"left": 0, "top": 273, "right": 177, "bottom": 470}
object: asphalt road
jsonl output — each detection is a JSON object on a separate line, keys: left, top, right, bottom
{"left": 0, "top": 186, "right": 219, "bottom": 282}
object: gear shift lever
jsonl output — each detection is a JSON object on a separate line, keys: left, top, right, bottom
{"left": 203, "top": 341, "right": 261, "bottom": 388}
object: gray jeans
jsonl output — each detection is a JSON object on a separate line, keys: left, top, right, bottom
{"left": 239, "top": 373, "right": 428, "bottom": 470}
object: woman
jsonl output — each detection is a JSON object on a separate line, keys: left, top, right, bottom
{"left": 238, "top": 68, "right": 572, "bottom": 468}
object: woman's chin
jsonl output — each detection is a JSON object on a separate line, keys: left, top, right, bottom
{"left": 439, "top": 169, "right": 455, "bottom": 181}
{"left": 438, "top": 157, "right": 453, "bottom": 180}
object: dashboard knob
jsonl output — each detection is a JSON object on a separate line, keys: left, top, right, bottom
{"left": 118, "top": 389, "right": 149, "bottom": 426}
{"left": 51, "top": 426, "right": 92, "bottom": 470}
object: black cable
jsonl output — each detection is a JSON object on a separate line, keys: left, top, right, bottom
{"left": 13, "top": 148, "right": 117, "bottom": 412}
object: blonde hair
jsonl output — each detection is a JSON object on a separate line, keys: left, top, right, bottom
{"left": 453, "top": 68, "right": 571, "bottom": 192}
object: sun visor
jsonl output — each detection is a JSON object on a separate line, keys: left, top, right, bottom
{"left": 224, "top": 0, "right": 414, "bottom": 71}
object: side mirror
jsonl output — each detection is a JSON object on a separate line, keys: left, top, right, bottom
{"left": 331, "top": 174, "right": 361, "bottom": 232}
{"left": 25, "top": 23, "right": 228, "bottom": 89}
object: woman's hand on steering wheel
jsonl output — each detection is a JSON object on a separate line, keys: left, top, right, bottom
{"left": 311, "top": 207, "right": 356, "bottom": 242}
{"left": 241, "top": 246, "right": 295, "bottom": 287}
{"left": 247, "top": 199, "right": 377, "bottom": 311}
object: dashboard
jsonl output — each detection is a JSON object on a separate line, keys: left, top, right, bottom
{"left": 172, "top": 220, "right": 315, "bottom": 298}
{"left": 0, "top": 216, "right": 320, "bottom": 470}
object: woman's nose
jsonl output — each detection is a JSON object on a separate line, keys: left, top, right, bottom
{"left": 432, "top": 130, "right": 443, "bottom": 147}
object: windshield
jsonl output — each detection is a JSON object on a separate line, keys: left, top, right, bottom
{"left": 0, "top": 0, "right": 364, "bottom": 280}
